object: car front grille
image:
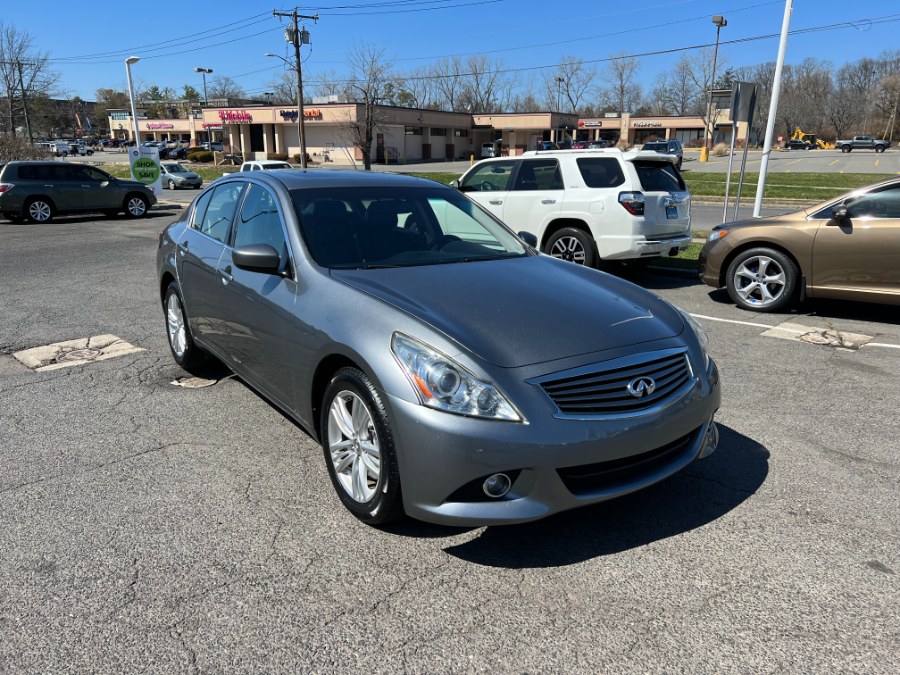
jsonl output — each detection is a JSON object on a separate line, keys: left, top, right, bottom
{"left": 536, "top": 349, "right": 693, "bottom": 417}
{"left": 556, "top": 428, "right": 699, "bottom": 496}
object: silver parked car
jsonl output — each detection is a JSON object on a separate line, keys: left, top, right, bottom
{"left": 160, "top": 162, "right": 202, "bottom": 190}
{"left": 156, "top": 170, "right": 720, "bottom": 526}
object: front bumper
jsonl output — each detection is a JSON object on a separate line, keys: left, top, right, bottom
{"left": 388, "top": 358, "right": 721, "bottom": 526}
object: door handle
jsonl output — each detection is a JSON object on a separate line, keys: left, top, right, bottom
{"left": 488, "top": 199, "right": 503, "bottom": 205}
{"left": 220, "top": 265, "right": 233, "bottom": 285}
{"left": 541, "top": 199, "right": 556, "bottom": 204}
{"left": 43, "top": 184, "right": 54, "bottom": 188}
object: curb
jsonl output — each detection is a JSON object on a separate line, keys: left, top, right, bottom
{"left": 691, "top": 198, "right": 815, "bottom": 209}
{"left": 152, "top": 202, "right": 183, "bottom": 210}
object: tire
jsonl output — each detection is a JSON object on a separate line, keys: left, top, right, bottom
{"left": 841, "top": 145, "right": 851, "bottom": 153}
{"left": 163, "top": 283, "right": 209, "bottom": 373}
{"left": 321, "top": 367, "right": 404, "bottom": 526}
{"left": 25, "top": 197, "right": 54, "bottom": 223}
{"left": 726, "top": 247, "right": 799, "bottom": 313}
{"left": 124, "top": 194, "right": 149, "bottom": 218}
{"left": 875, "top": 145, "right": 885, "bottom": 154}
{"left": 167, "top": 179, "right": 177, "bottom": 190}
{"left": 544, "top": 227, "right": 596, "bottom": 268}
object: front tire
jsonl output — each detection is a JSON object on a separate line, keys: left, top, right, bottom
{"left": 167, "top": 179, "right": 177, "bottom": 190}
{"left": 726, "top": 247, "right": 799, "bottom": 312}
{"left": 25, "top": 198, "right": 54, "bottom": 223}
{"left": 163, "top": 283, "right": 209, "bottom": 373}
{"left": 321, "top": 367, "right": 403, "bottom": 525}
{"left": 544, "top": 227, "right": 596, "bottom": 268}
{"left": 124, "top": 194, "right": 149, "bottom": 218}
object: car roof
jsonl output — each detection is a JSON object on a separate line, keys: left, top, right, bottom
{"left": 220, "top": 169, "right": 448, "bottom": 191}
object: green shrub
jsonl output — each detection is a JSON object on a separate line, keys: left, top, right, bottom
{"left": 267, "top": 153, "right": 289, "bottom": 161}
{"left": 186, "top": 146, "right": 205, "bottom": 154}
{"left": 293, "top": 153, "right": 312, "bottom": 164}
{"left": 187, "top": 151, "right": 214, "bottom": 163}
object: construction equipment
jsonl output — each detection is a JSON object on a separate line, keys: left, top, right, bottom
{"left": 789, "top": 127, "right": 829, "bottom": 149}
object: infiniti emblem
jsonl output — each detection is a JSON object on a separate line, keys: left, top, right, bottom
{"left": 626, "top": 377, "right": 656, "bottom": 398}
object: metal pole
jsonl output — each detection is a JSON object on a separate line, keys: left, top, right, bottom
{"left": 294, "top": 15, "right": 306, "bottom": 168}
{"left": 705, "top": 25, "right": 722, "bottom": 151}
{"left": 723, "top": 122, "right": 738, "bottom": 223}
{"left": 753, "top": 0, "right": 793, "bottom": 218}
{"left": 734, "top": 102, "right": 755, "bottom": 220}
{"left": 125, "top": 57, "right": 141, "bottom": 147}
{"left": 16, "top": 60, "right": 33, "bottom": 144}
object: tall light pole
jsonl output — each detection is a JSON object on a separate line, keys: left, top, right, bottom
{"left": 753, "top": 0, "right": 793, "bottom": 218}
{"left": 194, "top": 67, "right": 213, "bottom": 106}
{"left": 271, "top": 9, "right": 318, "bottom": 168}
{"left": 701, "top": 15, "right": 727, "bottom": 162}
{"left": 125, "top": 56, "right": 141, "bottom": 146}
{"left": 556, "top": 77, "right": 564, "bottom": 112}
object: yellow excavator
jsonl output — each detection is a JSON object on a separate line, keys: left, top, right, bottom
{"left": 789, "top": 127, "right": 830, "bottom": 149}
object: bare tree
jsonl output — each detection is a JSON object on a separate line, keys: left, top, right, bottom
{"left": 457, "top": 54, "right": 507, "bottom": 113}
{"left": 601, "top": 54, "right": 641, "bottom": 113}
{"left": 207, "top": 75, "right": 245, "bottom": 101}
{"left": 545, "top": 57, "right": 597, "bottom": 113}
{"left": 649, "top": 56, "right": 700, "bottom": 116}
{"left": 395, "top": 66, "right": 434, "bottom": 109}
{"left": 0, "top": 21, "right": 57, "bottom": 138}
{"left": 431, "top": 56, "right": 466, "bottom": 112}
{"left": 825, "top": 63, "right": 864, "bottom": 140}
{"left": 343, "top": 44, "right": 396, "bottom": 171}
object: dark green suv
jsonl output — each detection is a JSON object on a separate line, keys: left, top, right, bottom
{"left": 0, "top": 161, "right": 157, "bottom": 223}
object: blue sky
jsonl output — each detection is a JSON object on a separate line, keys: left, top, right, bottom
{"left": 9, "top": 0, "right": 900, "bottom": 101}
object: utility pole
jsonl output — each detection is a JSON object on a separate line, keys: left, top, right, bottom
{"left": 272, "top": 8, "right": 318, "bottom": 168}
{"left": 15, "top": 60, "right": 34, "bottom": 144}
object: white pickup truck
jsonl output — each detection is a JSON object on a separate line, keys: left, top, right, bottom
{"left": 219, "top": 160, "right": 295, "bottom": 179}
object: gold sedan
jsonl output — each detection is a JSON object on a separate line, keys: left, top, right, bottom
{"left": 699, "top": 177, "right": 900, "bottom": 312}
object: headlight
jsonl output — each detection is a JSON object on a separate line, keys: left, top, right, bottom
{"left": 677, "top": 309, "right": 710, "bottom": 366}
{"left": 708, "top": 228, "right": 730, "bottom": 242}
{"left": 391, "top": 333, "right": 523, "bottom": 422}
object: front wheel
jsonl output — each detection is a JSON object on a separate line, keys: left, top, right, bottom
{"left": 321, "top": 367, "right": 404, "bottom": 525}
{"left": 167, "top": 179, "right": 176, "bottom": 190}
{"left": 163, "top": 283, "right": 208, "bottom": 373}
{"left": 544, "top": 227, "right": 596, "bottom": 268}
{"left": 124, "top": 194, "right": 149, "bottom": 218}
{"left": 726, "top": 247, "right": 799, "bottom": 312}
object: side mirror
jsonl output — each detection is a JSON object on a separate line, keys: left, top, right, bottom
{"left": 832, "top": 205, "right": 849, "bottom": 221}
{"left": 518, "top": 231, "right": 538, "bottom": 247}
{"left": 233, "top": 244, "right": 282, "bottom": 274}
{"left": 449, "top": 179, "right": 460, "bottom": 188}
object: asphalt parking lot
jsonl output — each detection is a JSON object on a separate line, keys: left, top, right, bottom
{"left": 1, "top": 211, "right": 898, "bottom": 673}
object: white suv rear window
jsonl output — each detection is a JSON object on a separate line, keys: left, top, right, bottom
{"left": 633, "top": 161, "right": 685, "bottom": 192}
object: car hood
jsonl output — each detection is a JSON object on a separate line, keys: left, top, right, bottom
{"left": 116, "top": 179, "right": 151, "bottom": 190}
{"left": 332, "top": 256, "right": 685, "bottom": 368}
{"left": 173, "top": 172, "right": 200, "bottom": 180}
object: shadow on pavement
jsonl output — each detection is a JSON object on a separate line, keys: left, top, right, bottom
{"left": 441, "top": 424, "right": 768, "bottom": 568}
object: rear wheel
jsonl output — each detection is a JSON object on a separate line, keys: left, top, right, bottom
{"left": 124, "top": 194, "right": 149, "bottom": 218}
{"left": 875, "top": 145, "right": 885, "bottom": 154}
{"left": 544, "top": 227, "right": 596, "bottom": 268}
{"left": 25, "top": 198, "right": 54, "bottom": 223}
{"left": 726, "top": 247, "right": 799, "bottom": 312}
{"left": 841, "top": 145, "right": 851, "bottom": 153}
{"left": 321, "top": 367, "right": 404, "bottom": 525}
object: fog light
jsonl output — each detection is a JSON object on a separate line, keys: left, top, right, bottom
{"left": 482, "top": 473, "right": 512, "bottom": 498}
{"left": 699, "top": 421, "right": 719, "bottom": 459}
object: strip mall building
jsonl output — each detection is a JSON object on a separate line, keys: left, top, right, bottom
{"left": 110, "top": 102, "right": 746, "bottom": 165}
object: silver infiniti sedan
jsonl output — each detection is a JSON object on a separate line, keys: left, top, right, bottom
{"left": 156, "top": 170, "right": 720, "bottom": 527}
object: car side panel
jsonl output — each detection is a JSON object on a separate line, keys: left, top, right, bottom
{"left": 811, "top": 217, "right": 900, "bottom": 300}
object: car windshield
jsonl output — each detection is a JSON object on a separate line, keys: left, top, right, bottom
{"left": 642, "top": 143, "right": 666, "bottom": 152}
{"left": 291, "top": 185, "right": 529, "bottom": 269}
{"left": 266, "top": 163, "right": 292, "bottom": 170}
{"left": 163, "top": 163, "right": 187, "bottom": 173}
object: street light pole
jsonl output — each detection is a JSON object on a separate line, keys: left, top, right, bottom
{"left": 125, "top": 56, "right": 141, "bottom": 146}
{"left": 556, "top": 77, "right": 563, "bottom": 113}
{"left": 272, "top": 9, "right": 318, "bottom": 169}
{"left": 194, "top": 67, "right": 213, "bottom": 106}
{"left": 701, "top": 15, "right": 727, "bottom": 162}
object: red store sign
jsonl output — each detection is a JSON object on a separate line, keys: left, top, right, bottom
{"left": 218, "top": 110, "right": 253, "bottom": 123}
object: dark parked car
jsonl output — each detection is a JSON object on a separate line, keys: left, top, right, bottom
{"left": 784, "top": 139, "right": 811, "bottom": 150}
{"left": 642, "top": 140, "right": 683, "bottom": 169}
{"left": 571, "top": 140, "right": 590, "bottom": 150}
{"left": 0, "top": 161, "right": 156, "bottom": 223}
{"left": 699, "top": 176, "right": 900, "bottom": 311}
{"left": 589, "top": 140, "right": 611, "bottom": 149}
{"left": 157, "top": 170, "right": 720, "bottom": 526}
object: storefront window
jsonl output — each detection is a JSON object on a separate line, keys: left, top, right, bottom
{"left": 405, "top": 127, "right": 423, "bottom": 135}
{"left": 454, "top": 129, "right": 469, "bottom": 137}
{"left": 431, "top": 128, "right": 447, "bottom": 136}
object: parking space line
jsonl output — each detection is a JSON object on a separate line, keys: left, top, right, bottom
{"left": 690, "top": 313, "right": 900, "bottom": 349}
{"left": 828, "top": 159, "right": 839, "bottom": 166}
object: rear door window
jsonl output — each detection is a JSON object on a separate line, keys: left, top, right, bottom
{"left": 576, "top": 157, "right": 625, "bottom": 188}
{"left": 633, "top": 161, "right": 686, "bottom": 191}
{"left": 196, "top": 182, "right": 245, "bottom": 243}
{"left": 513, "top": 159, "right": 562, "bottom": 191}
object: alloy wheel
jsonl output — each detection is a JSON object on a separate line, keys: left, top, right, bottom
{"left": 166, "top": 293, "right": 187, "bottom": 357}
{"left": 127, "top": 197, "right": 147, "bottom": 216}
{"left": 28, "top": 200, "right": 52, "bottom": 222}
{"left": 327, "top": 391, "right": 381, "bottom": 503}
{"left": 733, "top": 255, "right": 786, "bottom": 308}
{"left": 550, "top": 236, "right": 587, "bottom": 264}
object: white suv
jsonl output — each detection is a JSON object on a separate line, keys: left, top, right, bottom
{"left": 454, "top": 148, "right": 692, "bottom": 268}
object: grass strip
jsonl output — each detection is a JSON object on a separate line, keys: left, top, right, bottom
{"left": 683, "top": 172, "right": 885, "bottom": 201}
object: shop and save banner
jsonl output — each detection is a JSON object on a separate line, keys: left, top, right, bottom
{"left": 128, "top": 146, "right": 163, "bottom": 196}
